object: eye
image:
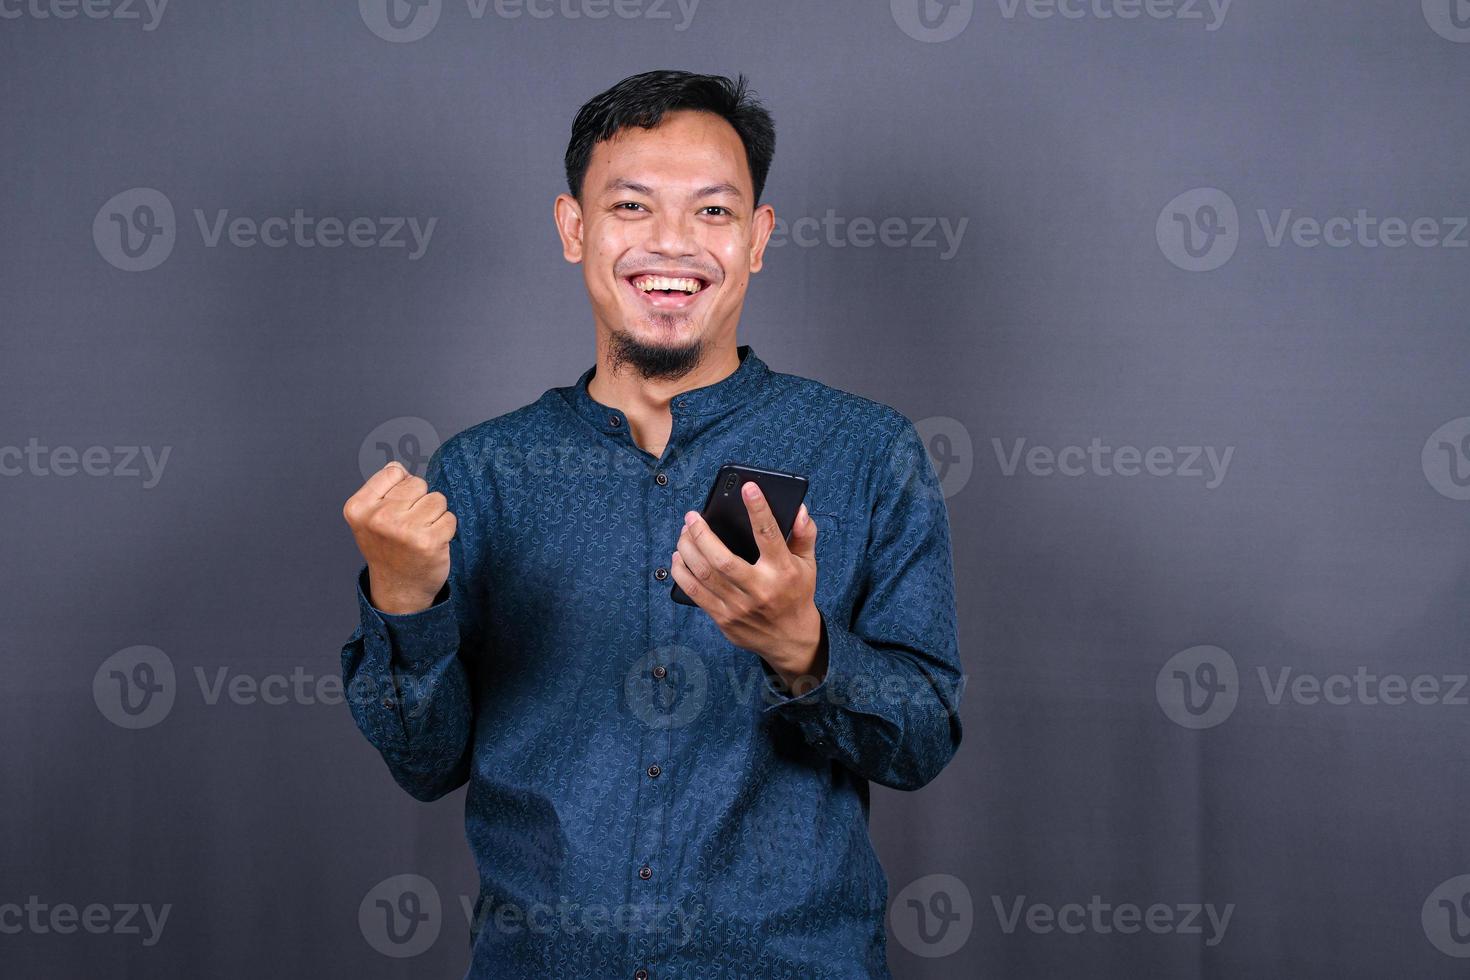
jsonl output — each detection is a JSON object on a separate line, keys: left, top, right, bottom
{"left": 700, "top": 206, "right": 732, "bottom": 217}
{"left": 613, "top": 202, "right": 647, "bottom": 212}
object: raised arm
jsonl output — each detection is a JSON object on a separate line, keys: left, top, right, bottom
{"left": 339, "top": 445, "right": 473, "bottom": 801}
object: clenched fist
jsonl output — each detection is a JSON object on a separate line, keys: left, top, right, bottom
{"left": 342, "top": 461, "right": 457, "bottom": 615}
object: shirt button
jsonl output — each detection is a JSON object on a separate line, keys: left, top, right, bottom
{"left": 638, "top": 865, "right": 652, "bottom": 880}
{"left": 651, "top": 665, "right": 667, "bottom": 679}
{"left": 654, "top": 471, "right": 668, "bottom": 486}
{"left": 647, "top": 764, "right": 661, "bottom": 778}
{"left": 635, "top": 970, "right": 649, "bottom": 980}
{"left": 381, "top": 697, "right": 393, "bottom": 708}
{"left": 654, "top": 567, "right": 668, "bottom": 581}
{"left": 609, "top": 415, "right": 622, "bottom": 427}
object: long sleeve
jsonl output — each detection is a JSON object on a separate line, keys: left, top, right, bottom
{"left": 340, "top": 441, "right": 474, "bottom": 801}
{"left": 763, "top": 418, "right": 965, "bottom": 791}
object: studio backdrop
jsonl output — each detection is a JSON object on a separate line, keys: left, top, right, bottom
{"left": 4, "top": 2, "right": 1469, "bottom": 977}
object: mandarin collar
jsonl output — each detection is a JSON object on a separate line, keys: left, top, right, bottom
{"left": 561, "top": 345, "right": 771, "bottom": 436}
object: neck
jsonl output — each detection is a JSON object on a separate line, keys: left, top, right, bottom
{"left": 586, "top": 336, "right": 741, "bottom": 457}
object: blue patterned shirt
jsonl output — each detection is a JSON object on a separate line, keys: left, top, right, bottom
{"left": 341, "top": 346, "right": 964, "bottom": 978}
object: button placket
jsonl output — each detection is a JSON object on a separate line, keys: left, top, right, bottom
{"left": 634, "top": 474, "right": 678, "bottom": 970}
{"left": 632, "top": 428, "right": 703, "bottom": 971}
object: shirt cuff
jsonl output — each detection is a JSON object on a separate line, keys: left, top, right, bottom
{"left": 759, "top": 606, "right": 874, "bottom": 746}
{"left": 355, "top": 566, "right": 456, "bottom": 667}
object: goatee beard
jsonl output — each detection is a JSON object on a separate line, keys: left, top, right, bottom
{"left": 607, "top": 329, "right": 704, "bottom": 381}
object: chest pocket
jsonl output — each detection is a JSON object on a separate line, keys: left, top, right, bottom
{"left": 807, "top": 509, "right": 857, "bottom": 611}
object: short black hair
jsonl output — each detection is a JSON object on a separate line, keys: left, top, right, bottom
{"left": 564, "top": 69, "right": 776, "bottom": 205}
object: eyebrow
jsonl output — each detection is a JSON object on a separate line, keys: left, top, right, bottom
{"left": 603, "top": 178, "right": 746, "bottom": 201}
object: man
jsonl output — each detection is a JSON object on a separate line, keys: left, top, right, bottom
{"left": 340, "top": 69, "right": 963, "bottom": 979}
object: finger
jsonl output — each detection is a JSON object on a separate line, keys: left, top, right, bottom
{"left": 359, "top": 461, "right": 412, "bottom": 502}
{"left": 683, "top": 511, "right": 754, "bottom": 592}
{"left": 787, "top": 504, "right": 818, "bottom": 560}
{"left": 740, "top": 481, "right": 789, "bottom": 562}
{"left": 676, "top": 523, "right": 741, "bottom": 601}
{"left": 383, "top": 473, "right": 429, "bottom": 503}
{"left": 407, "top": 490, "right": 448, "bottom": 525}
{"left": 428, "top": 509, "right": 457, "bottom": 541}
{"left": 670, "top": 552, "right": 730, "bottom": 618}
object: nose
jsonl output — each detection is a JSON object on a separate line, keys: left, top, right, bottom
{"left": 644, "top": 207, "right": 698, "bottom": 258}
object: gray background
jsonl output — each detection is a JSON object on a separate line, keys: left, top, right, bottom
{"left": 4, "top": 0, "right": 1470, "bottom": 976}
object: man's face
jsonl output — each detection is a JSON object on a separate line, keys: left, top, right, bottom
{"left": 555, "top": 109, "right": 774, "bottom": 376}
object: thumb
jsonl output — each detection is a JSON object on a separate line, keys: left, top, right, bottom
{"left": 787, "top": 504, "right": 818, "bottom": 559}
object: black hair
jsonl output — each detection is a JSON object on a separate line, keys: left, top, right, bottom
{"left": 564, "top": 69, "right": 776, "bottom": 205}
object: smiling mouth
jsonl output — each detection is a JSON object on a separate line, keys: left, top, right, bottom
{"left": 623, "top": 273, "right": 711, "bottom": 310}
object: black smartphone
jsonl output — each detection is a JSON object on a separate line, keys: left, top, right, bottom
{"left": 670, "top": 463, "right": 809, "bottom": 606}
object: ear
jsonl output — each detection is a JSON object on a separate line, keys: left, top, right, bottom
{"left": 747, "top": 202, "right": 776, "bottom": 274}
{"left": 553, "top": 192, "right": 585, "bottom": 264}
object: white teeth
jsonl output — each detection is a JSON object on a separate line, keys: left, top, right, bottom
{"left": 632, "top": 275, "right": 702, "bottom": 294}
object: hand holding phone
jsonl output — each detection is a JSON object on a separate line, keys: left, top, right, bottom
{"left": 670, "top": 464, "right": 809, "bottom": 606}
